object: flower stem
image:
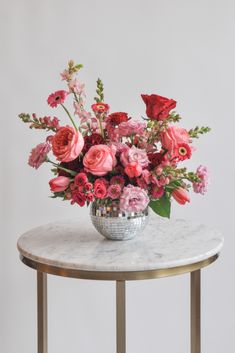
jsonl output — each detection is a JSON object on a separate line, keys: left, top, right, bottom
{"left": 61, "top": 104, "right": 78, "bottom": 131}
{"left": 46, "top": 159, "right": 77, "bottom": 176}
{"left": 97, "top": 115, "right": 105, "bottom": 139}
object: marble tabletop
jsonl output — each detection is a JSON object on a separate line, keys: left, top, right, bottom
{"left": 17, "top": 215, "right": 223, "bottom": 272}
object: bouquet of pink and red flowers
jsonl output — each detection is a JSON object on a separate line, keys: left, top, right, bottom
{"left": 19, "top": 60, "right": 210, "bottom": 218}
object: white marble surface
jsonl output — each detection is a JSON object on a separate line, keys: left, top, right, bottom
{"left": 17, "top": 215, "right": 223, "bottom": 272}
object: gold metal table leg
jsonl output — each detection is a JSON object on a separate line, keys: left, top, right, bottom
{"left": 116, "top": 281, "right": 126, "bottom": 353}
{"left": 191, "top": 270, "right": 201, "bottom": 353}
{"left": 37, "top": 271, "right": 48, "bottom": 353}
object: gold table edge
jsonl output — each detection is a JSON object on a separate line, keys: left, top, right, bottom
{"left": 20, "top": 253, "right": 219, "bottom": 281}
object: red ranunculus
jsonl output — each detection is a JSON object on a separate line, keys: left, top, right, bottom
{"left": 83, "top": 133, "right": 105, "bottom": 154}
{"left": 141, "top": 94, "right": 176, "bottom": 121}
{"left": 105, "top": 112, "right": 128, "bottom": 126}
{"left": 147, "top": 152, "right": 164, "bottom": 167}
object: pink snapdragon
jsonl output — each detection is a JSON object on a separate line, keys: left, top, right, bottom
{"left": 68, "top": 78, "right": 85, "bottom": 95}
{"left": 118, "top": 120, "right": 146, "bottom": 137}
{"left": 193, "top": 165, "right": 209, "bottom": 195}
{"left": 28, "top": 142, "right": 51, "bottom": 169}
{"left": 120, "top": 185, "right": 149, "bottom": 212}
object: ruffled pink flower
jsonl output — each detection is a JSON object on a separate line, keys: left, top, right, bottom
{"left": 28, "top": 142, "right": 51, "bottom": 169}
{"left": 107, "top": 184, "right": 122, "bottom": 199}
{"left": 120, "top": 185, "right": 149, "bottom": 212}
{"left": 193, "top": 165, "right": 209, "bottom": 195}
{"left": 118, "top": 120, "right": 146, "bottom": 137}
{"left": 120, "top": 146, "right": 149, "bottom": 168}
{"left": 47, "top": 90, "right": 68, "bottom": 108}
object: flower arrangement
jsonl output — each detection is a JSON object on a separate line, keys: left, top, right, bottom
{"left": 19, "top": 60, "right": 210, "bottom": 218}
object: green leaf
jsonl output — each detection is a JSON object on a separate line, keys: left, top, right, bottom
{"left": 149, "top": 194, "right": 171, "bottom": 218}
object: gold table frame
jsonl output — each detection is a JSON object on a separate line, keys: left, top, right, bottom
{"left": 20, "top": 253, "right": 219, "bottom": 353}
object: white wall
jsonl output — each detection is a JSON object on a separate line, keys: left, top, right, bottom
{"left": 1, "top": 0, "right": 234, "bottom": 352}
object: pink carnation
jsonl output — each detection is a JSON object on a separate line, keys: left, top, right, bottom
{"left": 28, "top": 142, "right": 51, "bottom": 169}
{"left": 193, "top": 165, "right": 209, "bottom": 195}
{"left": 120, "top": 146, "right": 149, "bottom": 168}
{"left": 118, "top": 120, "right": 146, "bottom": 137}
{"left": 120, "top": 185, "right": 149, "bottom": 212}
{"left": 107, "top": 184, "right": 122, "bottom": 199}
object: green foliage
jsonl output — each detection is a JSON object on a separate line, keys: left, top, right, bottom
{"left": 94, "top": 78, "right": 104, "bottom": 103}
{"left": 167, "top": 111, "right": 182, "bottom": 122}
{"left": 188, "top": 126, "right": 211, "bottom": 138}
{"left": 149, "top": 194, "right": 171, "bottom": 218}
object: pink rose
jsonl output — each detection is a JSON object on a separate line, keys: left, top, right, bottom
{"left": 120, "top": 146, "right": 149, "bottom": 168}
{"left": 83, "top": 144, "right": 117, "bottom": 176}
{"left": 172, "top": 187, "right": 190, "bottom": 205}
{"left": 52, "top": 126, "right": 84, "bottom": 162}
{"left": 161, "top": 126, "right": 189, "bottom": 152}
{"left": 124, "top": 162, "right": 142, "bottom": 178}
{"left": 49, "top": 176, "right": 70, "bottom": 192}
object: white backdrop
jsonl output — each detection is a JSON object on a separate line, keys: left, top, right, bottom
{"left": 1, "top": 1, "right": 234, "bottom": 352}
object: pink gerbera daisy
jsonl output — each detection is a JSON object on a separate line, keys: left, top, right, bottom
{"left": 47, "top": 90, "right": 68, "bottom": 108}
{"left": 174, "top": 143, "right": 192, "bottom": 161}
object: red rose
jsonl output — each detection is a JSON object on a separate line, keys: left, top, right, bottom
{"left": 105, "top": 112, "right": 128, "bottom": 126}
{"left": 141, "top": 94, "right": 176, "bottom": 120}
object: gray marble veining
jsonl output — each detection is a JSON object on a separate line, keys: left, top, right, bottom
{"left": 17, "top": 214, "right": 224, "bottom": 272}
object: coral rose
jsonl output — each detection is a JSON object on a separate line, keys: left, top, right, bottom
{"left": 49, "top": 176, "right": 70, "bottom": 192}
{"left": 172, "top": 187, "right": 190, "bottom": 205}
{"left": 83, "top": 144, "right": 117, "bottom": 176}
{"left": 141, "top": 94, "right": 176, "bottom": 120}
{"left": 161, "top": 126, "right": 190, "bottom": 152}
{"left": 52, "top": 126, "right": 84, "bottom": 162}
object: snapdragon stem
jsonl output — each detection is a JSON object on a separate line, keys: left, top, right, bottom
{"left": 98, "top": 116, "right": 105, "bottom": 139}
{"left": 61, "top": 104, "right": 78, "bottom": 131}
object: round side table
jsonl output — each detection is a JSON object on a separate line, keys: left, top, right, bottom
{"left": 17, "top": 217, "right": 223, "bottom": 353}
